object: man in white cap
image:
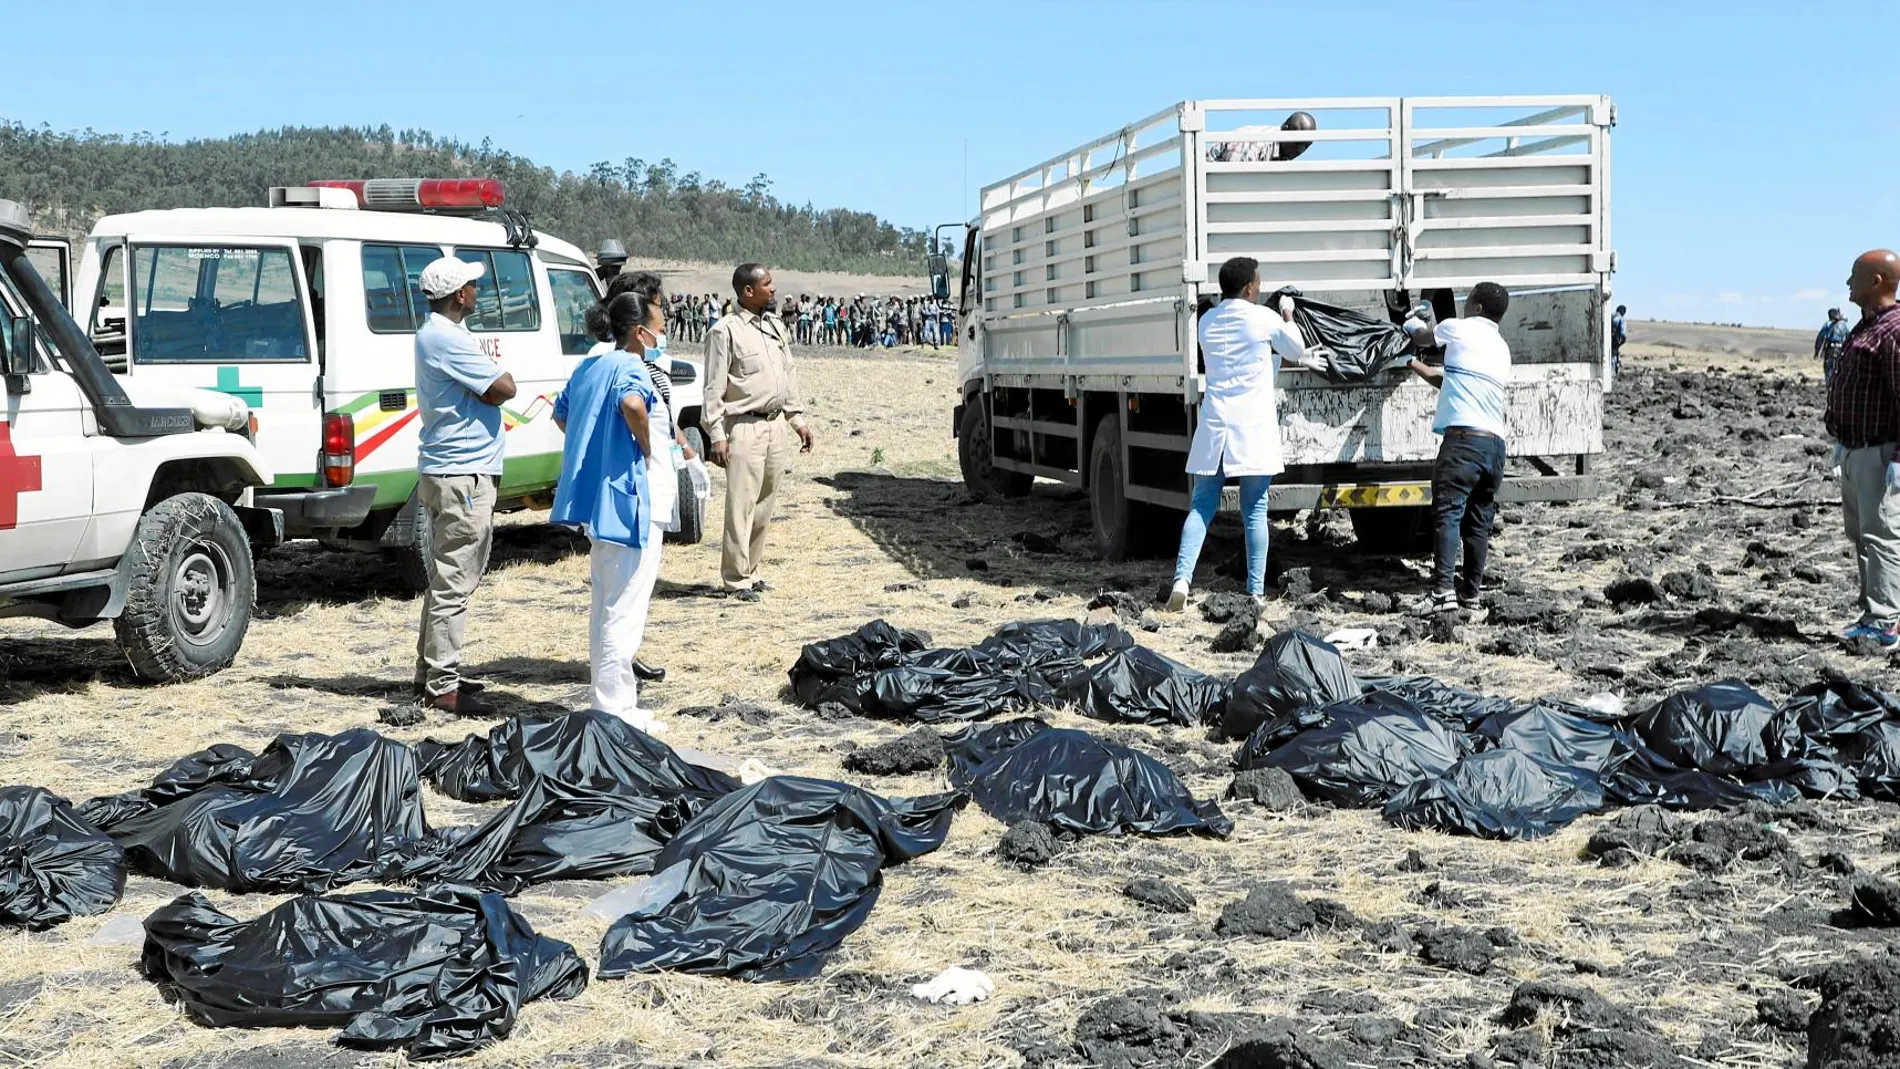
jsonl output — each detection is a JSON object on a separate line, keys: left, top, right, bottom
{"left": 413, "top": 255, "right": 517, "bottom": 714}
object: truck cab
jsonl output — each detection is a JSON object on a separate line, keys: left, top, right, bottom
{"left": 0, "top": 198, "right": 280, "bottom": 682}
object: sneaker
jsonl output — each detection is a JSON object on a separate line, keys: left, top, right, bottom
{"left": 1457, "top": 594, "right": 1487, "bottom": 622}
{"left": 1410, "top": 590, "right": 1458, "bottom": 616}
{"left": 1164, "top": 580, "right": 1189, "bottom": 613}
{"left": 1843, "top": 624, "right": 1900, "bottom": 647}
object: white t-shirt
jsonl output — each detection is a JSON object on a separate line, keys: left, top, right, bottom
{"left": 1431, "top": 317, "right": 1511, "bottom": 439}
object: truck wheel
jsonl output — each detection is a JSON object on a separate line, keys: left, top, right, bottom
{"left": 958, "top": 394, "right": 1032, "bottom": 502}
{"left": 1088, "top": 415, "right": 1174, "bottom": 561}
{"left": 115, "top": 493, "right": 256, "bottom": 682}
{"left": 389, "top": 496, "right": 435, "bottom": 594}
{"left": 667, "top": 426, "right": 707, "bottom": 545}
{"left": 1349, "top": 506, "right": 1433, "bottom": 554}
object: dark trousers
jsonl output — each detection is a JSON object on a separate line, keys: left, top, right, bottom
{"left": 1431, "top": 430, "right": 1505, "bottom": 599}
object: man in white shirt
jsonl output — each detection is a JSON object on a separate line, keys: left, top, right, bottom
{"left": 1167, "top": 256, "right": 1328, "bottom": 610}
{"left": 1405, "top": 281, "right": 1513, "bottom": 616}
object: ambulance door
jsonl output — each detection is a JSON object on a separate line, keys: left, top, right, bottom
{"left": 0, "top": 262, "right": 94, "bottom": 578}
{"left": 116, "top": 237, "right": 318, "bottom": 485}
{"left": 26, "top": 239, "right": 72, "bottom": 311}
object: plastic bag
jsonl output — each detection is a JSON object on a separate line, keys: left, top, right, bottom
{"left": 416, "top": 709, "right": 739, "bottom": 804}
{"left": 1069, "top": 646, "right": 1229, "bottom": 727}
{"left": 1220, "top": 631, "right": 1363, "bottom": 741}
{"left": 1269, "top": 286, "right": 1416, "bottom": 382}
{"left": 0, "top": 786, "right": 124, "bottom": 930}
{"left": 1237, "top": 691, "right": 1470, "bottom": 807}
{"left": 596, "top": 776, "right": 963, "bottom": 981}
{"left": 946, "top": 719, "right": 1233, "bottom": 838}
{"left": 686, "top": 457, "right": 712, "bottom": 501}
{"left": 788, "top": 620, "right": 935, "bottom": 712}
{"left": 80, "top": 729, "right": 429, "bottom": 893}
{"left": 1383, "top": 749, "right": 1607, "bottom": 840}
{"left": 1629, "top": 679, "right": 1854, "bottom": 798}
{"left": 141, "top": 884, "right": 587, "bottom": 1061}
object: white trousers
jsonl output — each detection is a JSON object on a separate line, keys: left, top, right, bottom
{"left": 588, "top": 525, "right": 661, "bottom": 718}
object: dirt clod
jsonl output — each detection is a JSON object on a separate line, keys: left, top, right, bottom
{"left": 1229, "top": 767, "right": 1305, "bottom": 810}
{"left": 1417, "top": 927, "right": 1495, "bottom": 974}
{"left": 1845, "top": 876, "right": 1900, "bottom": 927}
{"left": 1211, "top": 618, "right": 1263, "bottom": 654}
{"left": 840, "top": 727, "right": 944, "bottom": 776}
{"left": 1124, "top": 878, "right": 1197, "bottom": 914}
{"left": 676, "top": 694, "right": 772, "bottom": 725}
{"left": 1396, "top": 848, "right": 1432, "bottom": 872}
{"left": 1216, "top": 883, "right": 1316, "bottom": 940}
{"left": 1807, "top": 956, "right": 1900, "bottom": 1069}
{"left": 997, "top": 822, "right": 1060, "bottom": 869}
{"left": 1200, "top": 592, "right": 1260, "bottom": 626}
{"left": 1362, "top": 920, "right": 1415, "bottom": 954}
{"left": 1497, "top": 981, "right": 1682, "bottom": 1068}
{"left": 377, "top": 704, "right": 425, "bottom": 728}
{"left": 1605, "top": 576, "right": 1664, "bottom": 606}
{"left": 1754, "top": 990, "right": 1810, "bottom": 1032}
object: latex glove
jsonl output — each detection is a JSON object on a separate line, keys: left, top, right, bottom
{"left": 1304, "top": 349, "right": 1332, "bottom": 375}
{"left": 910, "top": 966, "right": 994, "bottom": 1006}
{"left": 1275, "top": 294, "right": 1296, "bottom": 320}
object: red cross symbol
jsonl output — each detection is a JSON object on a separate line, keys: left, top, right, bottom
{"left": 0, "top": 420, "right": 43, "bottom": 531}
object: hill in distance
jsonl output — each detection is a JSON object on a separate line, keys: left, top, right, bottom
{"left": 0, "top": 121, "right": 929, "bottom": 275}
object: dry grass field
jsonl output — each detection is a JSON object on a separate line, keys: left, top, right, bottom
{"left": 1, "top": 336, "right": 1895, "bottom": 1069}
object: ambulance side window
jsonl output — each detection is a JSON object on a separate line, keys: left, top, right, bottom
{"left": 546, "top": 268, "right": 600, "bottom": 356}
{"left": 363, "top": 244, "right": 442, "bottom": 333}
{"left": 452, "top": 248, "right": 540, "bottom": 333}
{"left": 130, "top": 245, "right": 309, "bottom": 364}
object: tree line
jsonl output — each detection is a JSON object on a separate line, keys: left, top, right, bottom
{"left": 0, "top": 121, "right": 930, "bottom": 274}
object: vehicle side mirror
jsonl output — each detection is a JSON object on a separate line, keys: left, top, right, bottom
{"left": 2, "top": 315, "right": 34, "bottom": 375}
{"left": 927, "top": 254, "right": 950, "bottom": 301}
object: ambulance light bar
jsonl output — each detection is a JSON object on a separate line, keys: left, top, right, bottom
{"left": 302, "top": 179, "right": 505, "bottom": 213}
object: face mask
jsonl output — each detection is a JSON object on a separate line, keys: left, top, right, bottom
{"left": 648, "top": 331, "right": 668, "bottom": 360}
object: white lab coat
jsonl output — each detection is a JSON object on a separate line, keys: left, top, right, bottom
{"left": 1186, "top": 298, "right": 1308, "bottom": 477}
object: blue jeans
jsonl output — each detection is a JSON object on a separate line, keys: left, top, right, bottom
{"left": 1174, "top": 471, "right": 1272, "bottom": 595}
{"left": 1431, "top": 431, "right": 1506, "bottom": 598}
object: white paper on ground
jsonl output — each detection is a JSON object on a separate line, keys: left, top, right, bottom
{"left": 910, "top": 965, "right": 995, "bottom": 1005}
{"left": 1579, "top": 692, "right": 1626, "bottom": 717}
{"left": 583, "top": 862, "right": 691, "bottom": 922}
{"left": 1323, "top": 627, "right": 1378, "bottom": 652}
{"left": 736, "top": 758, "right": 780, "bottom": 785}
{"left": 88, "top": 913, "right": 146, "bottom": 946}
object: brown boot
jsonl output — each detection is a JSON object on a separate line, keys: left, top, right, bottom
{"left": 422, "top": 687, "right": 498, "bottom": 717}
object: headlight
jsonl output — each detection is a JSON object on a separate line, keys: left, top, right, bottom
{"left": 669, "top": 360, "right": 698, "bottom": 385}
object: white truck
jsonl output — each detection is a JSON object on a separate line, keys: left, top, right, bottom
{"left": 948, "top": 96, "right": 1614, "bottom": 558}
{"left": 0, "top": 198, "right": 281, "bottom": 681}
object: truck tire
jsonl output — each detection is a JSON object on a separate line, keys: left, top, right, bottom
{"left": 958, "top": 394, "right": 1032, "bottom": 502}
{"left": 667, "top": 426, "right": 707, "bottom": 545}
{"left": 114, "top": 493, "right": 256, "bottom": 682}
{"left": 1088, "top": 415, "right": 1175, "bottom": 561}
{"left": 388, "top": 496, "right": 435, "bottom": 595}
{"left": 1349, "top": 505, "right": 1433, "bottom": 555}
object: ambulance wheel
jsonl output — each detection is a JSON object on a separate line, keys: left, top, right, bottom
{"left": 667, "top": 427, "right": 707, "bottom": 545}
{"left": 1349, "top": 506, "right": 1433, "bottom": 554}
{"left": 389, "top": 496, "right": 436, "bottom": 594}
{"left": 958, "top": 393, "right": 1031, "bottom": 502}
{"left": 116, "top": 493, "right": 255, "bottom": 682}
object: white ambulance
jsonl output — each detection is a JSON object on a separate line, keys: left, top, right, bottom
{"left": 74, "top": 179, "right": 707, "bottom": 591}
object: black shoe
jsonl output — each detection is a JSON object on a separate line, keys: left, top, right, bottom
{"left": 631, "top": 657, "right": 667, "bottom": 683}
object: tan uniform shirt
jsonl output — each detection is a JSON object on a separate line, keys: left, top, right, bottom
{"left": 702, "top": 308, "right": 808, "bottom": 444}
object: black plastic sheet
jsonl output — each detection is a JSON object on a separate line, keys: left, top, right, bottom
{"left": 947, "top": 719, "right": 1233, "bottom": 837}
{"left": 1070, "top": 646, "right": 1229, "bottom": 727}
{"left": 788, "top": 620, "right": 933, "bottom": 712}
{"left": 1383, "top": 749, "right": 1607, "bottom": 840}
{"left": 1237, "top": 691, "right": 1470, "bottom": 807}
{"left": 80, "top": 729, "right": 428, "bottom": 893}
{"left": 0, "top": 786, "right": 125, "bottom": 929}
{"left": 141, "top": 884, "right": 587, "bottom": 1060}
{"left": 417, "top": 710, "right": 739, "bottom": 804}
{"left": 1854, "top": 723, "right": 1900, "bottom": 800}
{"left": 596, "top": 776, "right": 963, "bottom": 981}
{"left": 1270, "top": 286, "right": 1415, "bottom": 382}
{"left": 1220, "top": 631, "right": 1362, "bottom": 740}
{"left": 1367, "top": 676, "right": 1541, "bottom": 731}
{"left": 1630, "top": 679, "right": 1855, "bottom": 799}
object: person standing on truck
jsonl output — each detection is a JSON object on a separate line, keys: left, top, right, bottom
{"left": 1404, "top": 282, "right": 1514, "bottom": 617}
{"left": 554, "top": 290, "right": 667, "bottom": 732}
{"left": 703, "top": 263, "right": 816, "bottom": 594}
{"left": 1816, "top": 307, "right": 1852, "bottom": 385}
{"left": 1165, "top": 256, "right": 1329, "bottom": 611}
{"left": 1611, "top": 304, "right": 1627, "bottom": 377}
{"left": 412, "top": 256, "right": 518, "bottom": 715}
{"left": 1825, "top": 250, "right": 1900, "bottom": 648}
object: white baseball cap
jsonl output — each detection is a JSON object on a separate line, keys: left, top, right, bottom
{"left": 418, "top": 256, "right": 486, "bottom": 300}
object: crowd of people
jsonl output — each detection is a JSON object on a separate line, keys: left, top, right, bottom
{"left": 658, "top": 292, "right": 956, "bottom": 349}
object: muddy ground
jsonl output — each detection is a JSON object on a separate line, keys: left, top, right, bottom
{"left": 1, "top": 339, "right": 1896, "bottom": 1069}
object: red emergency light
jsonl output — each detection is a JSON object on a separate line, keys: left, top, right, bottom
{"left": 306, "top": 178, "right": 504, "bottom": 212}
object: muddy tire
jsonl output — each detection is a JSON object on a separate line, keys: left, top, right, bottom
{"left": 388, "top": 496, "right": 435, "bottom": 594}
{"left": 958, "top": 393, "right": 1032, "bottom": 502}
{"left": 667, "top": 426, "right": 707, "bottom": 545}
{"left": 1088, "top": 415, "right": 1175, "bottom": 561}
{"left": 114, "top": 493, "right": 255, "bottom": 682}
{"left": 1349, "top": 506, "right": 1433, "bottom": 555}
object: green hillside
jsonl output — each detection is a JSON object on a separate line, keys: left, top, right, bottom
{"left": 0, "top": 121, "right": 928, "bottom": 274}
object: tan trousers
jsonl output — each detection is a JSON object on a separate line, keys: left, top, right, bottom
{"left": 415, "top": 473, "right": 496, "bottom": 696}
{"left": 1842, "top": 444, "right": 1900, "bottom": 629}
{"left": 720, "top": 414, "right": 790, "bottom": 590}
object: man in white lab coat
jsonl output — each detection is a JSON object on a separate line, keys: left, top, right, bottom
{"left": 1166, "top": 256, "right": 1328, "bottom": 610}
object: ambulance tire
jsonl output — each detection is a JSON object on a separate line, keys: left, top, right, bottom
{"left": 116, "top": 493, "right": 256, "bottom": 683}
{"left": 1348, "top": 505, "right": 1433, "bottom": 555}
{"left": 667, "top": 426, "right": 707, "bottom": 545}
{"left": 389, "top": 497, "right": 435, "bottom": 595}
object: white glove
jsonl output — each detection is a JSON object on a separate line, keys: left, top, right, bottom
{"left": 686, "top": 458, "right": 712, "bottom": 500}
{"left": 1276, "top": 295, "right": 1296, "bottom": 320}
{"left": 1304, "top": 347, "right": 1333, "bottom": 375}
{"left": 1887, "top": 460, "right": 1900, "bottom": 494}
{"left": 910, "top": 966, "right": 994, "bottom": 1005}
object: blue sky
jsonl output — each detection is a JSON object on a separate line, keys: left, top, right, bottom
{"left": 4, "top": 0, "right": 1891, "bottom": 328}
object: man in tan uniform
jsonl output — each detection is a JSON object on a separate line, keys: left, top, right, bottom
{"left": 703, "top": 263, "right": 815, "bottom": 593}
